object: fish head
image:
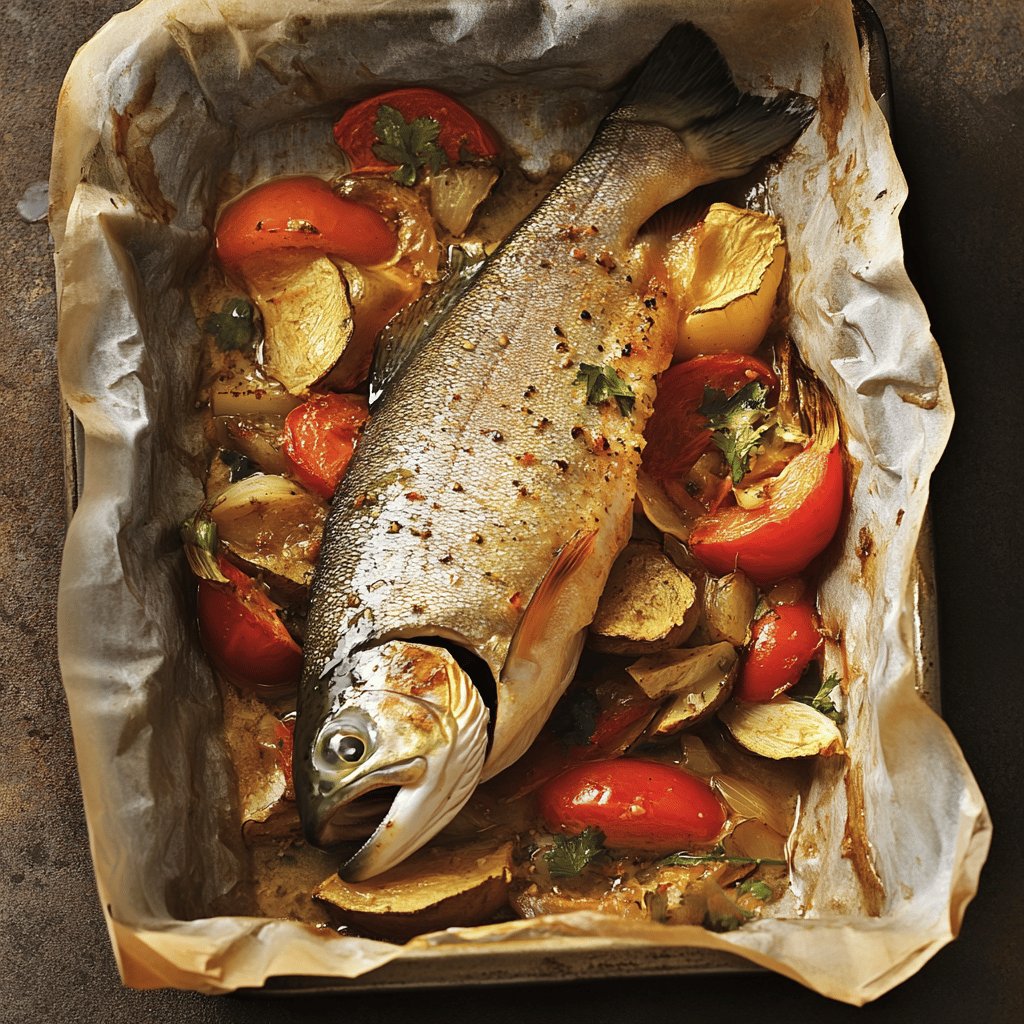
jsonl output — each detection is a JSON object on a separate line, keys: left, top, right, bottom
{"left": 296, "top": 639, "right": 490, "bottom": 880}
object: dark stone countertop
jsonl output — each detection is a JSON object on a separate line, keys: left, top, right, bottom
{"left": 1, "top": 2, "right": 1020, "bottom": 1021}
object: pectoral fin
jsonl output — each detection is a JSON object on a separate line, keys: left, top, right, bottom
{"left": 485, "top": 530, "right": 598, "bottom": 779}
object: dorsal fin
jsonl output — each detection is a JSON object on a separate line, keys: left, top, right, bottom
{"left": 368, "top": 243, "right": 488, "bottom": 404}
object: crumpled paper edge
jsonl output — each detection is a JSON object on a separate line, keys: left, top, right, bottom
{"left": 50, "top": 0, "right": 991, "bottom": 1004}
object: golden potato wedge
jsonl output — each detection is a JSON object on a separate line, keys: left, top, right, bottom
{"left": 627, "top": 643, "right": 737, "bottom": 736}
{"left": 589, "top": 542, "right": 699, "bottom": 655}
{"left": 702, "top": 571, "right": 757, "bottom": 647}
{"left": 671, "top": 203, "right": 785, "bottom": 361}
{"left": 315, "top": 839, "right": 514, "bottom": 941}
{"left": 242, "top": 252, "right": 354, "bottom": 395}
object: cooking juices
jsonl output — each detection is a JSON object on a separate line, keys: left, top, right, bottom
{"left": 183, "top": 28, "right": 844, "bottom": 938}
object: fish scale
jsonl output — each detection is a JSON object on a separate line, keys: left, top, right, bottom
{"left": 306, "top": 120, "right": 683, "bottom": 776}
{"left": 294, "top": 22, "right": 815, "bottom": 877}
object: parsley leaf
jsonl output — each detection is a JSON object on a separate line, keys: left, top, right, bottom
{"left": 737, "top": 879, "right": 773, "bottom": 900}
{"left": 699, "top": 381, "right": 772, "bottom": 484}
{"left": 372, "top": 104, "right": 447, "bottom": 187}
{"left": 795, "top": 672, "right": 843, "bottom": 722}
{"left": 544, "top": 827, "right": 607, "bottom": 877}
{"left": 204, "top": 298, "right": 255, "bottom": 352}
{"left": 575, "top": 363, "right": 635, "bottom": 415}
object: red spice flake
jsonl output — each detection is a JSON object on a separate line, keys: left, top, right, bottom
{"left": 571, "top": 247, "right": 587, "bottom": 261}
{"left": 509, "top": 591, "right": 523, "bottom": 610}
{"left": 596, "top": 250, "right": 616, "bottom": 270}
{"left": 591, "top": 434, "right": 611, "bottom": 454}
{"left": 518, "top": 452, "right": 537, "bottom": 467}
{"left": 405, "top": 491, "right": 425, "bottom": 501}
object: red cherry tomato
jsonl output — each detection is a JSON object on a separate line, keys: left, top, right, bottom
{"left": 538, "top": 759, "right": 726, "bottom": 851}
{"left": 737, "top": 600, "right": 823, "bottom": 702}
{"left": 488, "top": 685, "right": 659, "bottom": 802}
{"left": 689, "top": 440, "right": 844, "bottom": 585}
{"left": 282, "top": 393, "right": 369, "bottom": 501}
{"left": 214, "top": 176, "right": 396, "bottom": 272}
{"left": 643, "top": 354, "right": 778, "bottom": 481}
{"left": 334, "top": 87, "right": 500, "bottom": 176}
{"left": 197, "top": 558, "right": 302, "bottom": 695}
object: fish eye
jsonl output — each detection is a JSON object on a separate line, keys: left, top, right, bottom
{"left": 316, "top": 725, "right": 370, "bottom": 772}
{"left": 330, "top": 734, "right": 365, "bottom": 763}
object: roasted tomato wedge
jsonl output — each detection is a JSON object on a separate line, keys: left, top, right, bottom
{"left": 282, "top": 393, "right": 369, "bottom": 501}
{"left": 334, "top": 87, "right": 500, "bottom": 177}
{"left": 643, "top": 353, "right": 777, "bottom": 481}
{"left": 538, "top": 759, "right": 726, "bottom": 851}
{"left": 214, "top": 176, "right": 396, "bottom": 272}
{"left": 737, "top": 599, "right": 823, "bottom": 702}
{"left": 197, "top": 557, "right": 302, "bottom": 695}
{"left": 689, "top": 439, "right": 843, "bottom": 585}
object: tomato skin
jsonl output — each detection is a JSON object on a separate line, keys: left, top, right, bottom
{"left": 334, "top": 87, "right": 500, "bottom": 175}
{"left": 690, "top": 441, "right": 844, "bottom": 586}
{"left": 214, "top": 176, "right": 396, "bottom": 271}
{"left": 197, "top": 558, "right": 302, "bottom": 695}
{"left": 282, "top": 393, "right": 369, "bottom": 500}
{"left": 538, "top": 759, "right": 726, "bottom": 851}
{"left": 737, "top": 600, "right": 823, "bottom": 701}
{"left": 643, "top": 354, "right": 778, "bottom": 481}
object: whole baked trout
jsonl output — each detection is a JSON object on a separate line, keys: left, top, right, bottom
{"left": 295, "top": 23, "right": 813, "bottom": 879}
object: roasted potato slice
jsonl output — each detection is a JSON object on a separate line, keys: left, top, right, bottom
{"left": 627, "top": 643, "right": 737, "bottom": 737}
{"left": 589, "top": 542, "right": 699, "bottom": 654}
{"left": 242, "top": 252, "right": 354, "bottom": 395}
{"left": 315, "top": 839, "right": 514, "bottom": 941}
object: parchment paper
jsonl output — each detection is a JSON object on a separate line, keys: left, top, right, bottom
{"left": 51, "top": 0, "right": 991, "bottom": 1004}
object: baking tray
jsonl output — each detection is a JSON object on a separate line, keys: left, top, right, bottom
{"left": 57, "top": 0, "right": 942, "bottom": 991}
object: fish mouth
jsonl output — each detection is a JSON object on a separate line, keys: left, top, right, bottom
{"left": 309, "top": 758, "right": 425, "bottom": 848}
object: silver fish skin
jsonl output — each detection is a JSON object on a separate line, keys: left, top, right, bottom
{"left": 295, "top": 23, "right": 814, "bottom": 880}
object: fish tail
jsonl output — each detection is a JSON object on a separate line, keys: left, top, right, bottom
{"left": 621, "top": 23, "right": 815, "bottom": 179}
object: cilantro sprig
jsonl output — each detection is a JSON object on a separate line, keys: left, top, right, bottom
{"left": 737, "top": 879, "right": 773, "bottom": 900}
{"left": 204, "top": 298, "right": 255, "bottom": 352}
{"left": 372, "top": 104, "right": 447, "bottom": 187}
{"left": 795, "top": 672, "right": 844, "bottom": 722}
{"left": 699, "top": 381, "right": 772, "bottom": 483}
{"left": 544, "top": 826, "right": 607, "bottom": 877}
{"left": 575, "top": 363, "right": 635, "bottom": 416}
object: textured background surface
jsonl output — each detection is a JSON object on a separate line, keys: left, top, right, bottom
{"left": 1, "top": 1, "right": 1021, "bottom": 1020}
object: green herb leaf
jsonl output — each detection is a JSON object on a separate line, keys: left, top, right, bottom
{"left": 662, "top": 845, "right": 787, "bottom": 869}
{"left": 204, "top": 298, "right": 255, "bottom": 352}
{"left": 219, "top": 449, "right": 259, "bottom": 483}
{"left": 372, "top": 104, "right": 447, "bottom": 187}
{"left": 795, "top": 672, "right": 843, "bottom": 722}
{"left": 544, "top": 826, "right": 607, "bottom": 877}
{"left": 575, "top": 362, "right": 635, "bottom": 415}
{"left": 737, "top": 879, "right": 773, "bottom": 900}
{"left": 698, "top": 381, "right": 772, "bottom": 484}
